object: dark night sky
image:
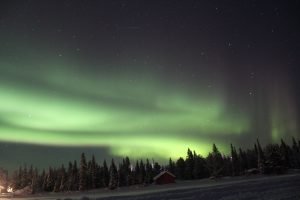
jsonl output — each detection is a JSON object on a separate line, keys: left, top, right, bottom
{"left": 0, "top": 0, "right": 299, "bottom": 171}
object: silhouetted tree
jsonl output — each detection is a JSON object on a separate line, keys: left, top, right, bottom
{"left": 175, "top": 157, "right": 185, "bottom": 180}
{"left": 86, "top": 155, "right": 97, "bottom": 189}
{"left": 145, "top": 159, "right": 153, "bottom": 184}
{"left": 45, "top": 167, "right": 55, "bottom": 192}
{"left": 257, "top": 139, "right": 266, "bottom": 173}
{"left": 290, "top": 137, "right": 300, "bottom": 168}
{"left": 102, "top": 160, "right": 109, "bottom": 187}
{"left": 167, "top": 158, "right": 175, "bottom": 174}
{"left": 9, "top": 137, "right": 300, "bottom": 193}
{"left": 79, "top": 153, "right": 88, "bottom": 191}
{"left": 238, "top": 148, "right": 248, "bottom": 174}
{"left": 152, "top": 162, "right": 161, "bottom": 176}
{"left": 184, "top": 148, "right": 194, "bottom": 179}
{"left": 108, "top": 159, "right": 118, "bottom": 189}
{"left": 139, "top": 160, "right": 146, "bottom": 184}
{"left": 230, "top": 144, "right": 239, "bottom": 176}
{"left": 206, "top": 144, "right": 224, "bottom": 177}
{"left": 280, "top": 139, "right": 290, "bottom": 168}
{"left": 59, "top": 165, "right": 67, "bottom": 192}
{"left": 193, "top": 154, "right": 208, "bottom": 179}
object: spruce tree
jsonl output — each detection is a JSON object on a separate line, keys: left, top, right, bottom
{"left": 66, "top": 162, "right": 73, "bottom": 191}
{"left": 124, "top": 157, "right": 131, "bottom": 186}
{"left": 72, "top": 160, "right": 79, "bottom": 190}
{"left": 31, "top": 167, "right": 39, "bottom": 193}
{"left": 238, "top": 148, "right": 248, "bottom": 174}
{"left": 117, "top": 163, "right": 124, "bottom": 187}
{"left": 168, "top": 158, "right": 175, "bottom": 174}
{"left": 21, "top": 165, "right": 28, "bottom": 188}
{"left": 59, "top": 165, "right": 67, "bottom": 192}
{"left": 102, "top": 160, "right": 109, "bottom": 187}
{"left": 264, "top": 144, "right": 283, "bottom": 173}
{"left": 53, "top": 170, "right": 61, "bottom": 192}
{"left": 206, "top": 144, "right": 224, "bottom": 177}
{"left": 139, "top": 160, "right": 146, "bottom": 184}
{"left": 280, "top": 139, "right": 290, "bottom": 168}
{"left": 153, "top": 162, "right": 161, "bottom": 175}
{"left": 257, "top": 138, "right": 265, "bottom": 173}
{"left": 90, "top": 155, "right": 97, "bottom": 189}
{"left": 134, "top": 160, "right": 140, "bottom": 184}
{"left": 175, "top": 157, "right": 185, "bottom": 180}
{"left": 230, "top": 144, "right": 239, "bottom": 176}
{"left": 184, "top": 148, "right": 194, "bottom": 179}
{"left": 246, "top": 149, "right": 258, "bottom": 169}
{"left": 145, "top": 159, "right": 153, "bottom": 184}
{"left": 45, "top": 167, "right": 55, "bottom": 192}
{"left": 95, "top": 164, "right": 102, "bottom": 188}
{"left": 193, "top": 154, "right": 207, "bottom": 179}
{"left": 79, "top": 153, "right": 88, "bottom": 191}
{"left": 291, "top": 137, "right": 300, "bottom": 168}
{"left": 108, "top": 159, "right": 118, "bottom": 189}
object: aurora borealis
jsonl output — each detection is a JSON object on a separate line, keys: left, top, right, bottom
{"left": 0, "top": 0, "right": 299, "bottom": 170}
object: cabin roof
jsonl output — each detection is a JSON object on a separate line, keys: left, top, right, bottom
{"left": 153, "top": 170, "right": 176, "bottom": 180}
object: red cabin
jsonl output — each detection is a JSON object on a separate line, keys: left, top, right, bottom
{"left": 153, "top": 171, "right": 176, "bottom": 184}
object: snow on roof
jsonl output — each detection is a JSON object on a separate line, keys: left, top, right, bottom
{"left": 153, "top": 170, "right": 176, "bottom": 180}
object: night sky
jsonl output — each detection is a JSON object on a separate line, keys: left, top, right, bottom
{"left": 0, "top": 0, "right": 299, "bottom": 171}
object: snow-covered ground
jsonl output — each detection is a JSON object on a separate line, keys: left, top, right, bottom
{"left": 4, "top": 173, "right": 300, "bottom": 200}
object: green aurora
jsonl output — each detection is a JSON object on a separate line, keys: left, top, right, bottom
{"left": 0, "top": 56, "right": 298, "bottom": 160}
{"left": 0, "top": 61, "right": 244, "bottom": 158}
{"left": 0, "top": 1, "right": 299, "bottom": 170}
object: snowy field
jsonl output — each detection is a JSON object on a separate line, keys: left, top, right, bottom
{"left": 3, "top": 173, "right": 300, "bottom": 200}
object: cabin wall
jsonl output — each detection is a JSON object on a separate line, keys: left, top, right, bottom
{"left": 155, "top": 173, "right": 175, "bottom": 184}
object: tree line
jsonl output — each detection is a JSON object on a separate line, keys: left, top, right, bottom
{"left": 9, "top": 137, "right": 300, "bottom": 193}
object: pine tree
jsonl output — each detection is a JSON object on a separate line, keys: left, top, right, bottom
{"left": 257, "top": 139, "right": 265, "bottom": 174}
{"left": 21, "top": 165, "right": 28, "bottom": 188}
{"left": 86, "top": 160, "right": 92, "bottom": 189}
{"left": 206, "top": 144, "right": 224, "bottom": 177}
{"left": 45, "top": 167, "right": 55, "bottom": 192}
{"left": 264, "top": 144, "right": 283, "bottom": 174}
{"left": 230, "top": 144, "right": 239, "bottom": 176}
{"left": 245, "top": 149, "right": 258, "bottom": 169}
{"left": 117, "top": 163, "right": 124, "bottom": 187}
{"left": 139, "top": 160, "right": 146, "bottom": 184}
{"left": 117, "top": 157, "right": 131, "bottom": 187}
{"left": 280, "top": 139, "right": 290, "bottom": 168}
{"left": 238, "top": 148, "right": 248, "bottom": 174}
{"left": 168, "top": 158, "right": 175, "bottom": 174}
{"left": 222, "top": 156, "right": 232, "bottom": 176}
{"left": 59, "top": 165, "right": 67, "bottom": 192}
{"left": 175, "top": 157, "right": 185, "bottom": 180}
{"left": 124, "top": 157, "right": 131, "bottom": 186}
{"left": 66, "top": 162, "right": 73, "bottom": 191}
{"left": 193, "top": 154, "right": 208, "bottom": 179}
{"left": 36, "top": 168, "right": 45, "bottom": 192}
{"left": 28, "top": 165, "right": 33, "bottom": 186}
{"left": 290, "top": 137, "right": 300, "bottom": 168}
{"left": 292, "top": 137, "right": 299, "bottom": 152}
{"left": 31, "top": 167, "right": 39, "bottom": 193}
{"left": 90, "top": 155, "right": 97, "bottom": 189}
{"left": 184, "top": 148, "right": 194, "bottom": 179}
{"left": 153, "top": 162, "right": 161, "bottom": 176}
{"left": 95, "top": 164, "right": 102, "bottom": 188}
{"left": 134, "top": 160, "right": 140, "bottom": 184}
{"left": 102, "top": 160, "right": 109, "bottom": 187}
{"left": 145, "top": 159, "right": 153, "bottom": 184}
{"left": 79, "top": 153, "right": 88, "bottom": 191}
{"left": 53, "top": 169, "right": 61, "bottom": 192}
{"left": 72, "top": 160, "right": 79, "bottom": 190}
{"left": 108, "top": 159, "right": 118, "bottom": 189}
